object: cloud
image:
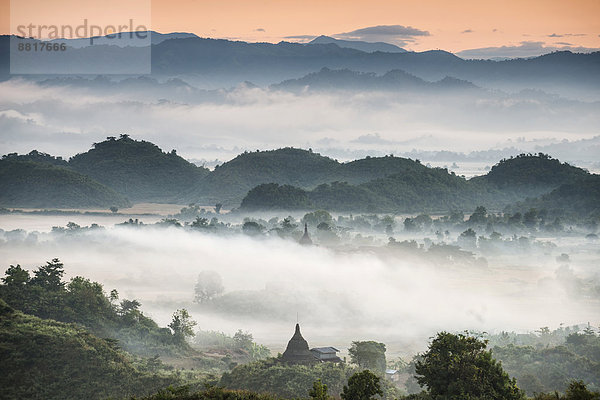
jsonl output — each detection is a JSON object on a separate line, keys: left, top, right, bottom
{"left": 461, "top": 29, "right": 473, "bottom": 34}
{"left": 456, "top": 41, "right": 600, "bottom": 60}
{"left": 555, "top": 42, "right": 573, "bottom": 46}
{"left": 548, "top": 33, "right": 586, "bottom": 38}
{"left": 283, "top": 34, "right": 317, "bottom": 42}
{"left": 1, "top": 78, "right": 598, "bottom": 163}
{"left": 352, "top": 132, "right": 394, "bottom": 145}
{"left": 255, "top": 28, "right": 265, "bottom": 32}
{"left": 2, "top": 224, "right": 599, "bottom": 349}
{"left": 333, "top": 24, "right": 429, "bottom": 46}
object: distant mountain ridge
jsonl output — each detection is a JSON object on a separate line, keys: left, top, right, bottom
{"left": 271, "top": 67, "right": 478, "bottom": 92}
{"left": 48, "top": 31, "right": 198, "bottom": 48}
{"left": 1, "top": 34, "right": 598, "bottom": 97}
{"left": 307, "top": 35, "right": 406, "bottom": 53}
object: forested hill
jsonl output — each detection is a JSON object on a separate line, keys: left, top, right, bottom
{"left": 180, "top": 149, "right": 460, "bottom": 206}
{"left": 0, "top": 159, "right": 131, "bottom": 208}
{"left": 2, "top": 140, "right": 595, "bottom": 212}
{"left": 180, "top": 148, "right": 338, "bottom": 205}
{"left": 506, "top": 174, "right": 600, "bottom": 219}
{"left": 69, "top": 135, "right": 210, "bottom": 202}
{"left": 238, "top": 153, "right": 595, "bottom": 213}
{"left": 471, "top": 153, "right": 590, "bottom": 198}
{"left": 0, "top": 299, "right": 174, "bottom": 400}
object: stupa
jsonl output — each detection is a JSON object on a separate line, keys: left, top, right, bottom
{"left": 281, "top": 323, "right": 318, "bottom": 364}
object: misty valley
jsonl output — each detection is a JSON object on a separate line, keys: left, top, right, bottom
{"left": 1, "top": 135, "right": 599, "bottom": 400}
{"left": 2, "top": 12, "right": 600, "bottom": 399}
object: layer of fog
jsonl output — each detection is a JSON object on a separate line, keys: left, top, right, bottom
{"left": 1, "top": 221, "right": 598, "bottom": 356}
{"left": 1, "top": 78, "right": 598, "bottom": 173}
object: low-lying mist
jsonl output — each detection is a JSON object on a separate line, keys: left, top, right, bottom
{"left": 1, "top": 221, "right": 598, "bottom": 355}
{"left": 1, "top": 78, "right": 599, "bottom": 172}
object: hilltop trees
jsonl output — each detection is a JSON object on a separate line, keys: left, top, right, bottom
{"left": 348, "top": 341, "right": 387, "bottom": 374}
{"left": 341, "top": 370, "right": 383, "bottom": 400}
{"left": 0, "top": 260, "right": 195, "bottom": 356}
{"left": 415, "top": 332, "right": 525, "bottom": 400}
{"left": 168, "top": 309, "right": 197, "bottom": 343}
{"left": 309, "top": 379, "right": 333, "bottom": 400}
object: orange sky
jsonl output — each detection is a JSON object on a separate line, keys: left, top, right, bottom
{"left": 2, "top": 0, "right": 599, "bottom": 52}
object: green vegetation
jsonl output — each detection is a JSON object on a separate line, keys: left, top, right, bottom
{"left": 492, "top": 330, "right": 600, "bottom": 395}
{"left": 0, "top": 259, "right": 193, "bottom": 356}
{"left": 0, "top": 159, "right": 130, "bottom": 208}
{"left": 506, "top": 174, "right": 600, "bottom": 220}
{"left": 473, "top": 153, "right": 589, "bottom": 196}
{"left": 69, "top": 134, "right": 209, "bottom": 202}
{"left": 219, "top": 358, "right": 355, "bottom": 398}
{"left": 341, "top": 370, "right": 383, "bottom": 400}
{"left": 132, "top": 385, "right": 283, "bottom": 400}
{"left": 193, "top": 329, "right": 271, "bottom": 364}
{"left": 414, "top": 332, "right": 525, "bottom": 399}
{"left": 241, "top": 183, "right": 313, "bottom": 210}
{"left": 0, "top": 299, "right": 177, "bottom": 400}
{"left": 2, "top": 149, "right": 69, "bottom": 166}
{"left": 185, "top": 148, "right": 340, "bottom": 206}
{"left": 348, "top": 341, "right": 387, "bottom": 374}
{"left": 239, "top": 153, "right": 595, "bottom": 213}
{"left": 3, "top": 142, "right": 597, "bottom": 215}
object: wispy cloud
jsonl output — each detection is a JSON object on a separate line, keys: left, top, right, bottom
{"left": 461, "top": 29, "right": 473, "bottom": 34}
{"left": 351, "top": 132, "right": 394, "bottom": 145}
{"left": 283, "top": 34, "right": 317, "bottom": 42}
{"left": 333, "top": 24, "right": 429, "bottom": 46}
{"left": 457, "top": 41, "right": 600, "bottom": 59}
{"left": 548, "top": 33, "right": 586, "bottom": 38}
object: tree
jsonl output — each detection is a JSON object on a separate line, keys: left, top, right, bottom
{"left": 2, "top": 264, "right": 30, "bottom": 286}
{"left": 303, "top": 210, "right": 333, "bottom": 227}
{"left": 309, "top": 379, "right": 332, "bottom": 400}
{"left": 564, "top": 380, "right": 600, "bottom": 400}
{"left": 348, "top": 341, "right": 387, "bottom": 374}
{"left": 169, "top": 309, "right": 197, "bottom": 341}
{"left": 119, "top": 299, "right": 141, "bottom": 315}
{"left": 341, "top": 370, "right": 383, "bottom": 400}
{"left": 468, "top": 206, "right": 487, "bottom": 224}
{"left": 233, "top": 330, "right": 253, "bottom": 349}
{"left": 30, "top": 258, "right": 65, "bottom": 291}
{"left": 194, "top": 270, "right": 224, "bottom": 303}
{"left": 191, "top": 216, "right": 209, "bottom": 229}
{"left": 415, "top": 332, "right": 525, "bottom": 400}
{"left": 242, "top": 221, "right": 264, "bottom": 236}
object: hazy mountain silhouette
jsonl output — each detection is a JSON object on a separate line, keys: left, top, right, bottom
{"left": 1, "top": 34, "right": 598, "bottom": 97}
{"left": 307, "top": 35, "right": 406, "bottom": 53}
{"left": 48, "top": 31, "right": 198, "bottom": 48}
{"left": 271, "top": 67, "right": 478, "bottom": 92}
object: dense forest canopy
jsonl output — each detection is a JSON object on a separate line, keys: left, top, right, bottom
{"left": 1, "top": 135, "right": 596, "bottom": 214}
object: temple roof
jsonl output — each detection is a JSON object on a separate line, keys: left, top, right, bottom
{"left": 282, "top": 324, "right": 318, "bottom": 364}
{"left": 299, "top": 223, "right": 313, "bottom": 245}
